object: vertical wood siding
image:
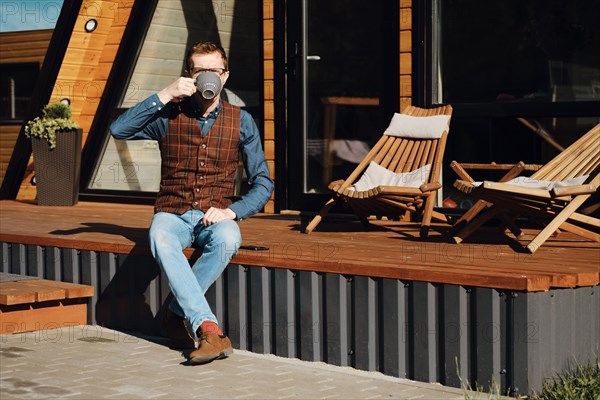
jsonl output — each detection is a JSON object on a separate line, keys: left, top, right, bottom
{"left": 263, "top": 0, "right": 275, "bottom": 213}
{"left": 399, "top": 0, "right": 412, "bottom": 112}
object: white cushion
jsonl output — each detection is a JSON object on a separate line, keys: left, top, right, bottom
{"left": 383, "top": 113, "right": 450, "bottom": 139}
{"left": 553, "top": 175, "right": 590, "bottom": 188}
{"left": 472, "top": 175, "right": 589, "bottom": 190}
{"left": 351, "top": 161, "right": 431, "bottom": 192}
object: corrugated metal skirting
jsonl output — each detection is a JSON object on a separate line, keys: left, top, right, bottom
{"left": 1, "top": 242, "right": 598, "bottom": 396}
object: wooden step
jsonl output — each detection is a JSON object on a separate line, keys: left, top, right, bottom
{"left": 0, "top": 278, "right": 94, "bottom": 334}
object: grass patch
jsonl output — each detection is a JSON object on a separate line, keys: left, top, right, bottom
{"left": 455, "top": 357, "right": 600, "bottom": 399}
{"left": 530, "top": 357, "right": 600, "bottom": 400}
{"left": 456, "top": 358, "right": 513, "bottom": 399}
{"left": 459, "top": 377, "right": 509, "bottom": 399}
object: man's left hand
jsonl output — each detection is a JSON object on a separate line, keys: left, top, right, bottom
{"left": 202, "top": 207, "right": 236, "bottom": 225}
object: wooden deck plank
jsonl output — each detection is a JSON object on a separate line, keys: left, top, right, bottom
{"left": 28, "top": 280, "right": 94, "bottom": 299}
{"left": 0, "top": 283, "right": 37, "bottom": 306}
{"left": 0, "top": 200, "right": 598, "bottom": 292}
{"left": 0, "top": 299, "right": 88, "bottom": 334}
{"left": 0, "top": 279, "right": 93, "bottom": 305}
{"left": 4, "top": 281, "right": 66, "bottom": 303}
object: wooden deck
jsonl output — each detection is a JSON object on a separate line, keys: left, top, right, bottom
{"left": 0, "top": 200, "right": 598, "bottom": 292}
{"left": 1, "top": 200, "right": 599, "bottom": 394}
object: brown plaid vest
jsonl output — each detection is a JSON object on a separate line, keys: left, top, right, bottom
{"left": 154, "top": 101, "right": 241, "bottom": 214}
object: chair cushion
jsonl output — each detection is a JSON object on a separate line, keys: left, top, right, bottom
{"left": 473, "top": 175, "right": 590, "bottom": 190}
{"left": 351, "top": 161, "right": 431, "bottom": 192}
{"left": 383, "top": 114, "right": 451, "bottom": 139}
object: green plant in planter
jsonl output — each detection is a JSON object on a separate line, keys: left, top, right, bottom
{"left": 25, "top": 102, "right": 80, "bottom": 149}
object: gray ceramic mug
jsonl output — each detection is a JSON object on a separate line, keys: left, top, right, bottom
{"left": 195, "top": 72, "right": 222, "bottom": 100}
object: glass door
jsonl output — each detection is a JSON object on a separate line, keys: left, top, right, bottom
{"left": 286, "top": 0, "right": 397, "bottom": 210}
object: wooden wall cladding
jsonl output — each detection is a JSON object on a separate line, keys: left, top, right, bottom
{"left": 399, "top": 1, "right": 412, "bottom": 111}
{"left": 0, "top": 29, "right": 53, "bottom": 63}
{"left": 263, "top": 0, "right": 275, "bottom": 213}
{"left": 17, "top": 1, "right": 134, "bottom": 201}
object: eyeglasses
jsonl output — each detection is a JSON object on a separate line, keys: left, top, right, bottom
{"left": 192, "top": 67, "right": 227, "bottom": 76}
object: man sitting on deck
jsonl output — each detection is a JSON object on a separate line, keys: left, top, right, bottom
{"left": 109, "top": 41, "right": 273, "bottom": 364}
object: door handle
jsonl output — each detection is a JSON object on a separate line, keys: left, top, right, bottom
{"left": 306, "top": 56, "right": 321, "bottom": 61}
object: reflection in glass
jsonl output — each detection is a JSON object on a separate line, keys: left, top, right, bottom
{"left": 303, "top": 0, "right": 385, "bottom": 194}
{"left": 434, "top": 0, "right": 600, "bottom": 105}
{"left": 89, "top": 0, "right": 260, "bottom": 193}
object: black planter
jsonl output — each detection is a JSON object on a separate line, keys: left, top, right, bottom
{"left": 31, "top": 128, "right": 82, "bottom": 206}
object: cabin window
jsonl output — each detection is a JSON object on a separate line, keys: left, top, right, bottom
{"left": 431, "top": 0, "right": 600, "bottom": 106}
{"left": 88, "top": 0, "right": 261, "bottom": 194}
{"left": 0, "top": 63, "right": 40, "bottom": 121}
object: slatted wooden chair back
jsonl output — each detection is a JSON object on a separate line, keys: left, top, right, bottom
{"left": 531, "top": 124, "right": 600, "bottom": 182}
{"left": 451, "top": 123, "right": 600, "bottom": 253}
{"left": 340, "top": 105, "right": 453, "bottom": 189}
{"left": 304, "top": 105, "right": 452, "bottom": 236}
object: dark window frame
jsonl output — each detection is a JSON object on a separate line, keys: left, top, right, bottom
{"left": 78, "top": 0, "right": 159, "bottom": 204}
{"left": 0, "top": 62, "right": 41, "bottom": 123}
{"left": 415, "top": 1, "right": 600, "bottom": 118}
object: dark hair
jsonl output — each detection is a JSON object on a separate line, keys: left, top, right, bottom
{"left": 185, "top": 41, "right": 228, "bottom": 75}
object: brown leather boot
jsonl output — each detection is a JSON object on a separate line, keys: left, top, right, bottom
{"left": 188, "top": 333, "right": 233, "bottom": 365}
{"left": 162, "top": 309, "right": 195, "bottom": 348}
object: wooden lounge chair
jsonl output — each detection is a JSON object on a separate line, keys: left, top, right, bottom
{"left": 448, "top": 161, "right": 542, "bottom": 235}
{"left": 304, "top": 104, "right": 453, "bottom": 237}
{"left": 452, "top": 123, "right": 600, "bottom": 253}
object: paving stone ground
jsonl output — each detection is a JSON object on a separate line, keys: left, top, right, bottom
{"left": 1, "top": 325, "right": 492, "bottom": 399}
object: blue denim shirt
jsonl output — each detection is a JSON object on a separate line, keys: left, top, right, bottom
{"left": 110, "top": 94, "right": 274, "bottom": 220}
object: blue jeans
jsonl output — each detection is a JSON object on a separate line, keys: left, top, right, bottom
{"left": 149, "top": 210, "right": 241, "bottom": 339}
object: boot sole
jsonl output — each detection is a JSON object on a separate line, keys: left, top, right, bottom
{"left": 189, "top": 347, "right": 233, "bottom": 365}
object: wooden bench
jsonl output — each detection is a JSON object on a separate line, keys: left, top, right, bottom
{"left": 0, "top": 274, "right": 94, "bottom": 334}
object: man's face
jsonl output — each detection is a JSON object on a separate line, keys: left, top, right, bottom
{"left": 189, "top": 52, "right": 229, "bottom": 87}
